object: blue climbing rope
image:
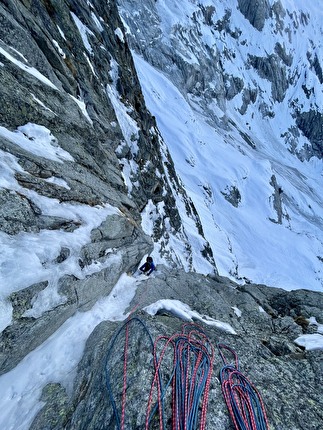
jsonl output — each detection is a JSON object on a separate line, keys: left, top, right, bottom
{"left": 105, "top": 318, "right": 214, "bottom": 430}
{"left": 217, "top": 343, "right": 269, "bottom": 430}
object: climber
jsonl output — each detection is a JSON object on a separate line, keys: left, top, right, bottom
{"left": 139, "top": 256, "right": 155, "bottom": 276}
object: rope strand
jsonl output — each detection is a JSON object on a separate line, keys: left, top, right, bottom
{"left": 217, "top": 343, "right": 269, "bottom": 430}
{"left": 105, "top": 294, "right": 269, "bottom": 430}
{"left": 106, "top": 318, "right": 215, "bottom": 429}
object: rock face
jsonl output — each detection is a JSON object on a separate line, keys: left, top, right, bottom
{"left": 0, "top": 0, "right": 214, "bottom": 375}
{"left": 0, "top": 0, "right": 149, "bottom": 372}
{"left": 29, "top": 269, "right": 323, "bottom": 430}
{"left": 0, "top": 212, "right": 152, "bottom": 374}
{"left": 238, "top": 0, "right": 271, "bottom": 31}
{"left": 0, "top": 0, "right": 187, "bottom": 227}
{"left": 295, "top": 110, "right": 323, "bottom": 159}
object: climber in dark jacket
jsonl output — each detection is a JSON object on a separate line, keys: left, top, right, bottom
{"left": 139, "top": 256, "right": 155, "bottom": 276}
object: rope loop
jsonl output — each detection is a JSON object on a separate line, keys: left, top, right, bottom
{"left": 146, "top": 324, "right": 215, "bottom": 430}
{"left": 217, "top": 344, "right": 269, "bottom": 430}
{"left": 104, "top": 278, "right": 270, "bottom": 430}
{"left": 105, "top": 317, "right": 215, "bottom": 429}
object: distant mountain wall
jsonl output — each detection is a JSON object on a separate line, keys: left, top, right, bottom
{"left": 116, "top": 0, "right": 323, "bottom": 291}
{"left": 118, "top": 0, "right": 323, "bottom": 160}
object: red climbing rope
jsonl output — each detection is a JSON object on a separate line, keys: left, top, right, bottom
{"left": 105, "top": 275, "right": 269, "bottom": 430}
{"left": 106, "top": 318, "right": 270, "bottom": 430}
{"left": 145, "top": 323, "right": 215, "bottom": 430}
{"left": 119, "top": 275, "right": 153, "bottom": 430}
{"left": 218, "top": 343, "right": 269, "bottom": 430}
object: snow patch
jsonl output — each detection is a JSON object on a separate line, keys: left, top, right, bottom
{"left": 294, "top": 334, "right": 323, "bottom": 351}
{"left": 0, "top": 46, "right": 58, "bottom": 90}
{"left": 44, "top": 176, "right": 71, "bottom": 189}
{"left": 0, "top": 123, "right": 74, "bottom": 163}
{"left": 144, "top": 299, "right": 237, "bottom": 334}
{"left": 115, "top": 27, "right": 125, "bottom": 42}
{"left": 232, "top": 306, "right": 242, "bottom": 318}
{"left": 70, "top": 12, "right": 95, "bottom": 54}
{"left": 52, "top": 39, "right": 66, "bottom": 58}
{"left": 69, "top": 95, "right": 93, "bottom": 125}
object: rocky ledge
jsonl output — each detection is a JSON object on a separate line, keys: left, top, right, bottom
{"left": 30, "top": 268, "right": 323, "bottom": 430}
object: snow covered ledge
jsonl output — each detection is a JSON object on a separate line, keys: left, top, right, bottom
{"left": 294, "top": 317, "right": 323, "bottom": 351}
{"left": 143, "top": 299, "right": 237, "bottom": 334}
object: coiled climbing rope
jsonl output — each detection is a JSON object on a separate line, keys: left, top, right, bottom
{"left": 105, "top": 317, "right": 155, "bottom": 430}
{"left": 105, "top": 318, "right": 215, "bottom": 430}
{"left": 104, "top": 276, "right": 269, "bottom": 430}
{"left": 217, "top": 343, "right": 269, "bottom": 430}
{"left": 146, "top": 323, "right": 215, "bottom": 430}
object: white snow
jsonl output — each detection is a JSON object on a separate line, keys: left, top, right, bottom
{"left": 232, "top": 306, "right": 242, "bottom": 318}
{"left": 0, "top": 300, "right": 13, "bottom": 334}
{"left": 106, "top": 59, "right": 140, "bottom": 192}
{"left": 70, "top": 12, "right": 95, "bottom": 54}
{"left": 115, "top": 27, "right": 125, "bottom": 42}
{"left": 0, "top": 270, "right": 240, "bottom": 430}
{"left": 117, "top": 0, "right": 323, "bottom": 292}
{"left": 144, "top": 299, "right": 237, "bottom": 334}
{"left": 106, "top": 59, "right": 140, "bottom": 151}
{"left": 69, "top": 94, "right": 93, "bottom": 124}
{"left": 0, "top": 148, "right": 25, "bottom": 189}
{"left": 0, "top": 201, "right": 122, "bottom": 330}
{"left": 0, "top": 1, "right": 323, "bottom": 429}
{"left": 44, "top": 176, "right": 71, "bottom": 189}
{"left": 0, "top": 206, "right": 120, "bottom": 294}
{"left": 0, "top": 46, "right": 58, "bottom": 90}
{"left": 293, "top": 316, "right": 323, "bottom": 350}
{"left": 84, "top": 52, "right": 98, "bottom": 77}
{"left": 52, "top": 39, "right": 66, "bottom": 59}
{"left": 22, "top": 283, "right": 67, "bottom": 319}
{"left": 308, "top": 316, "right": 323, "bottom": 334}
{"left": 0, "top": 274, "right": 139, "bottom": 430}
{"left": 132, "top": 51, "right": 323, "bottom": 292}
{"left": 56, "top": 25, "right": 66, "bottom": 40}
{"left": 294, "top": 333, "right": 323, "bottom": 351}
{"left": 91, "top": 11, "right": 104, "bottom": 32}
{"left": 30, "top": 94, "right": 56, "bottom": 113}
{"left": 0, "top": 123, "right": 74, "bottom": 163}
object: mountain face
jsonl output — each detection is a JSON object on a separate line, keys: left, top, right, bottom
{"left": 0, "top": 0, "right": 216, "bottom": 373}
{"left": 0, "top": 0, "right": 211, "bottom": 267}
{"left": 118, "top": 0, "right": 323, "bottom": 158}
{"left": 0, "top": 1, "right": 323, "bottom": 429}
{"left": 117, "top": 0, "right": 323, "bottom": 291}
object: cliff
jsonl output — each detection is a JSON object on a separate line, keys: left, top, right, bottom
{"left": 0, "top": 1, "right": 322, "bottom": 429}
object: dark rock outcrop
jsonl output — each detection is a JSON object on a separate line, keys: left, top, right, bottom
{"left": 295, "top": 110, "right": 323, "bottom": 159}
{"left": 248, "top": 54, "right": 288, "bottom": 103}
{"left": 238, "top": 0, "right": 271, "bottom": 31}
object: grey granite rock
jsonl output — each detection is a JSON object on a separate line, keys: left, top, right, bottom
{"left": 0, "top": 0, "right": 217, "bottom": 377}
{"left": 238, "top": 0, "right": 271, "bottom": 31}
{"left": 1, "top": 1, "right": 323, "bottom": 428}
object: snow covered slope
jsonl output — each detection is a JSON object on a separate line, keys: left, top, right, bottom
{"left": 118, "top": 0, "right": 323, "bottom": 291}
